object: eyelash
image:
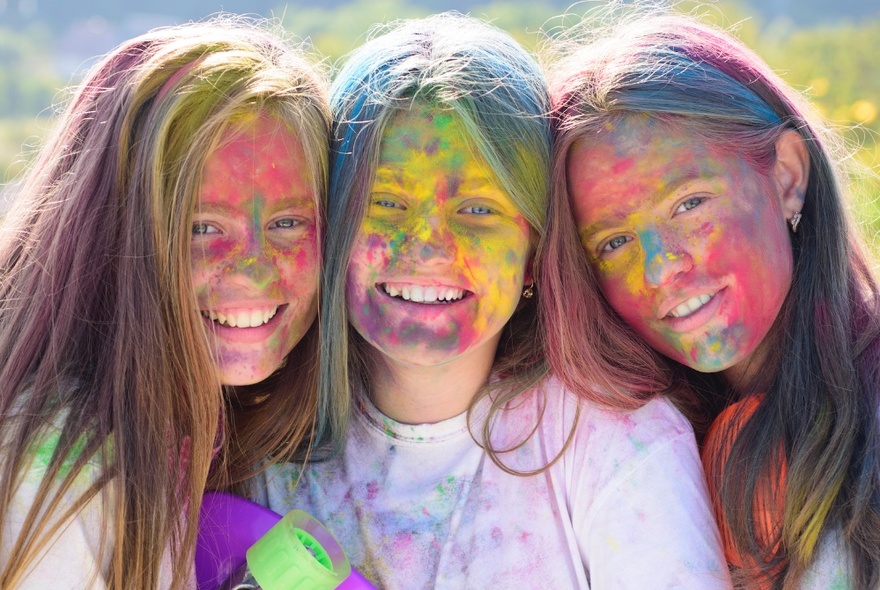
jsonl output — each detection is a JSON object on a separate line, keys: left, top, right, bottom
{"left": 192, "top": 222, "right": 218, "bottom": 235}
{"left": 270, "top": 218, "right": 301, "bottom": 229}
{"left": 601, "top": 235, "right": 632, "bottom": 253}
{"left": 675, "top": 196, "right": 707, "bottom": 214}
{"left": 192, "top": 218, "right": 302, "bottom": 235}
{"left": 374, "top": 198, "right": 405, "bottom": 210}
{"left": 459, "top": 204, "right": 493, "bottom": 215}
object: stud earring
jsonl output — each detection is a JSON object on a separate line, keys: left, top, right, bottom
{"left": 790, "top": 211, "right": 802, "bottom": 233}
{"left": 522, "top": 283, "right": 534, "bottom": 299}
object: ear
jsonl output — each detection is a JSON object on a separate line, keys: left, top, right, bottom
{"left": 523, "top": 252, "right": 535, "bottom": 286}
{"left": 772, "top": 130, "right": 810, "bottom": 220}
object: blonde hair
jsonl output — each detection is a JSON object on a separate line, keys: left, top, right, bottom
{"left": 0, "top": 16, "right": 330, "bottom": 588}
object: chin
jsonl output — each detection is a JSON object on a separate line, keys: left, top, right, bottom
{"left": 219, "top": 365, "right": 278, "bottom": 387}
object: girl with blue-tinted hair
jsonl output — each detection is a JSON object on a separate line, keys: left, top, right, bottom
{"left": 259, "top": 11, "right": 730, "bottom": 588}
{"left": 544, "top": 5, "right": 880, "bottom": 589}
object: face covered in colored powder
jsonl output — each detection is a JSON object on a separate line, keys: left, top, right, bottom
{"left": 191, "top": 115, "right": 319, "bottom": 386}
{"left": 346, "top": 103, "right": 533, "bottom": 370}
{"left": 568, "top": 117, "right": 793, "bottom": 376}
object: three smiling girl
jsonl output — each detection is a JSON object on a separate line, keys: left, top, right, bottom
{"left": 2, "top": 4, "right": 877, "bottom": 590}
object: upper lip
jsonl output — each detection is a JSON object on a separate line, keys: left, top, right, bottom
{"left": 657, "top": 289, "right": 719, "bottom": 320}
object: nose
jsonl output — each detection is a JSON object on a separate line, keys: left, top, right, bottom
{"left": 642, "top": 228, "right": 692, "bottom": 287}
{"left": 404, "top": 213, "right": 456, "bottom": 265}
{"left": 229, "top": 228, "right": 279, "bottom": 289}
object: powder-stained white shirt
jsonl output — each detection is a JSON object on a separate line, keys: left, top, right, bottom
{"left": 258, "top": 376, "right": 732, "bottom": 589}
{"left": 1, "top": 422, "right": 189, "bottom": 589}
{"left": 800, "top": 530, "right": 853, "bottom": 589}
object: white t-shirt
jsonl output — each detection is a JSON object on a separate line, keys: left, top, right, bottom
{"left": 258, "top": 376, "right": 732, "bottom": 589}
{"left": 1, "top": 422, "right": 188, "bottom": 589}
{"left": 799, "top": 530, "right": 852, "bottom": 589}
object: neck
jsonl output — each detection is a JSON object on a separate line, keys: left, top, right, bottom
{"left": 721, "top": 337, "right": 778, "bottom": 396}
{"left": 367, "top": 336, "right": 500, "bottom": 424}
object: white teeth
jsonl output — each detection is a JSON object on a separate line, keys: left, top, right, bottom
{"left": 669, "top": 294, "right": 712, "bottom": 318}
{"left": 202, "top": 306, "right": 279, "bottom": 328}
{"left": 382, "top": 283, "right": 465, "bottom": 303}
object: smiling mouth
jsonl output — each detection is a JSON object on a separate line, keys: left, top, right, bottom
{"left": 201, "top": 305, "right": 280, "bottom": 328}
{"left": 379, "top": 283, "right": 468, "bottom": 304}
{"left": 667, "top": 293, "right": 714, "bottom": 319}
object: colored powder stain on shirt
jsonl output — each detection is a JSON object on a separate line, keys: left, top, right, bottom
{"left": 27, "top": 429, "right": 92, "bottom": 482}
{"left": 627, "top": 434, "right": 648, "bottom": 454}
{"left": 366, "top": 480, "right": 380, "bottom": 500}
{"left": 436, "top": 475, "right": 457, "bottom": 497}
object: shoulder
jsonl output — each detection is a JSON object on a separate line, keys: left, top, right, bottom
{"left": 533, "top": 379, "right": 731, "bottom": 587}
{"left": 490, "top": 374, "right": 699, "bottom": 478}
{"left": 533, "top": 374, "right": 694, "bottom": 447}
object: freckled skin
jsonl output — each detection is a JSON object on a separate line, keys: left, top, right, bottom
{"left": 567, "top": 118, "right": 792, "bottom": 375}
{"left": 191, "top": 115, "right": 319, "bottom": 385}
{"left": 346, "top": 104, "right": 532, "bottom": 369}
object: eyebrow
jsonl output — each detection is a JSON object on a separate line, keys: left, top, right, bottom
{"left": 194, "top": 195, "right": 314, "bottom": 216}
{"left": 373, "top": 166, "right": 497, "bottom": 190}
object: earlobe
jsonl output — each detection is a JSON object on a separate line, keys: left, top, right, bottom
{"left": 772, "top": 130, "right": 810, "bottom": 220}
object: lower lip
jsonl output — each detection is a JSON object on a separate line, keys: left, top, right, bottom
{"left": 661, "top": 289, "right": 725, "bottom": 333}
{"left": 202, "top": 304, "right": 288, "bottom": 344}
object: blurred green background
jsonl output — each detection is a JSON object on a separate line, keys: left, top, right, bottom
{"left": 1, "top": 0, "right": 878, "bottom": 254}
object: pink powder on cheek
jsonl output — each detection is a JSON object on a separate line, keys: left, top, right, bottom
{"left": 611, "top": 158, "right": 634, "bottom": 175}
{"left": 287, "top": 243, "right": 318, "bottom": 273}
{"left": 196, "top": 237, "right": 244, "bottom": 265}
{"left": 362, "top": 232, "right": 394, "bottom": 267}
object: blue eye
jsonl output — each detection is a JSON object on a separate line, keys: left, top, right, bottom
{"left": 192, "top": 222, "right": 218, "bottom": 235}
{"left": 272, "top": 218, "right": 300, "bottom": 229}
{"left": 374, "top": 198, "right": 405, "bottom": 210}
{"left": 460, "top": 205, "right": 493, "bottom": 215}
{"left": 602, "top": 235, "right": 632, "bottom": 252}
{"left": 676, "top": 196, "right": 706, "bottom": 214}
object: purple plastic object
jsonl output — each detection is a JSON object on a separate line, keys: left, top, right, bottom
{"left": 196, "top": 491, "right": 283, "bottom": 589}
{"left": 336, "top": 569, "right": 375, "bottom": 589}
{"left": 195, "top": 491, "right": 376, "bottom": 590}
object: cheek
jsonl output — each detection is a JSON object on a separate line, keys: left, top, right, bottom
{"left": 594, "top": 253, "right": 649, "bottom": 313}
{"left": 190, "top": 238, "right": 241, "bottom": 294}
{"left": 277, "top": 231, "right": 321, "bottom": 296}
{"left": 350, "top": 231, "right": 394, "bottom": 279}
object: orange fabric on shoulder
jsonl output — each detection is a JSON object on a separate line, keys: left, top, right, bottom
{"left": 701, "top": 395, "right": 787, "bottom": 588}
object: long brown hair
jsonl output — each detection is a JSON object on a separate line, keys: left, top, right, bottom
{"left": 0, "top": 16, "right": 330, "bottom": 588}
{"left": 543, "top": 5, "right": 880, "bottom": 588}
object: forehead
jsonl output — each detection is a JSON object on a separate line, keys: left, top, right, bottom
{"left": 567, "top": 118, "right": 736, "bottom": 218}
{"left": 378, "top": 103, "right": 474, "bottom": 165}
{"left": 201, "top": 114, "right": 313, "bottom": 203}
{"left": 209, "top": 115, "right": 305, "bottom": 168}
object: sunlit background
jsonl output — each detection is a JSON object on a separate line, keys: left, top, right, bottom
{"left": 1, "top": 0, "right": 878, "bottom": 253}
